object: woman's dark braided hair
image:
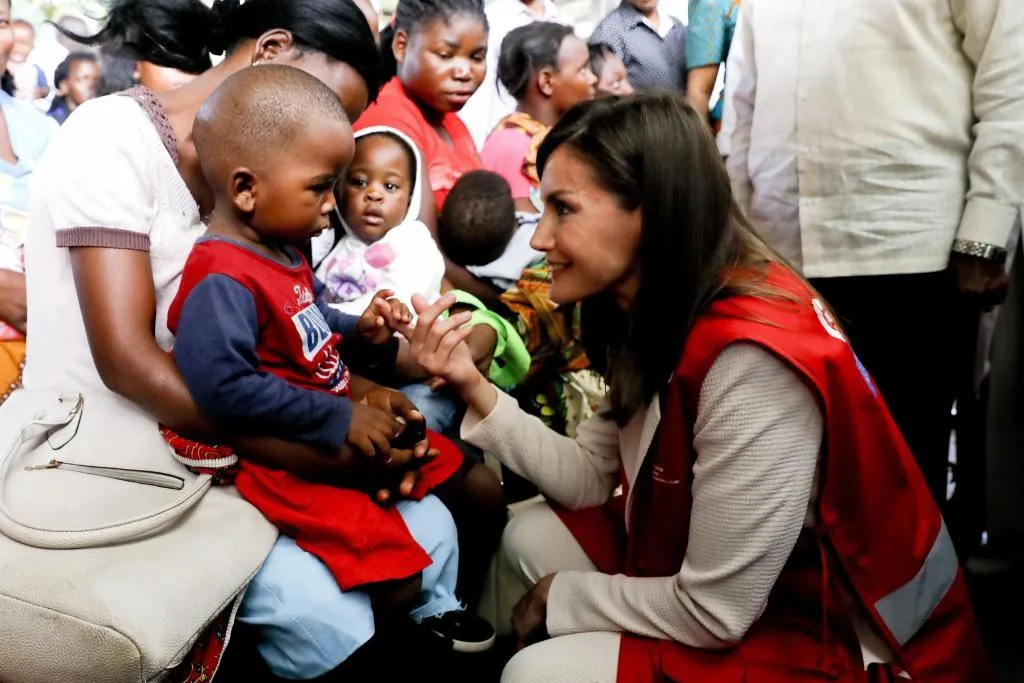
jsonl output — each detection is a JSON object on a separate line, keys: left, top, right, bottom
{"left": 53, "top": 0, "right": 381, "bottom": 95}
{"left": 379, "top": 0, "right": 487, "bottom": 83}
{"left": 97, "top": 45, "right": 139, "bottom": 97}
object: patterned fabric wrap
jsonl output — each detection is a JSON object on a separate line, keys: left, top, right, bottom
{"left": 0, "top": 339, "right": 25, "bottom": 407}
{"left": 493, "top": 111, "right": 549, "bottom": 188}
{"left": 160, "top": 426, "right": 240, "bottom": 486}
{"left": 500, "top": 262, "right": 606, "bottom": 436}
{"left": 174, "top": 611, "right": 231, "bottom": 683}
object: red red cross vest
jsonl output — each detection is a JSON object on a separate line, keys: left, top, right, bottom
{"left": 557, "top": 265, "right": 990, "bottom": 683}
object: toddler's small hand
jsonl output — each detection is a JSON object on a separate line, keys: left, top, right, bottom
{"left": 358, "top": 290, "right": 412, "bottom": 344}
{"left": 373, "top": 291, "right": 413, "bottom": 330}
{"left": 371, "top": 439, "right": 437, "bottom": 505}
{"left": 346, "top": 402, "right": 400, "bottom": 459}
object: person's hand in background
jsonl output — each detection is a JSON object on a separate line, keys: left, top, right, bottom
{"left": 950, "top": 251, "right": 1009, "bottom": 312}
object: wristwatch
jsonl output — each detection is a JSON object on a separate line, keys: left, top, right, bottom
{"left": 952, "top": 239, "right": 1007, "bottom": 262}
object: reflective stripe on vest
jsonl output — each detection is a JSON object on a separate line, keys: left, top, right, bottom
{"left": 874, "top": 520, "right": 957, "bottom": 646}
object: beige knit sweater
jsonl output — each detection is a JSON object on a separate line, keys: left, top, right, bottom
{"left": 463, "top": 343, "right": 823, "bottom": 649}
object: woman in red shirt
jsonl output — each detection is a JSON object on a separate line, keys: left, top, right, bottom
{"left": 357, "top": 0, "right": 485, "bottom": 213}
{"left": 355, "top": 0, "right": 491, "bottom": 298}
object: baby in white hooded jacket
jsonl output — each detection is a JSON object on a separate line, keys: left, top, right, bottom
{"left": 314, "top": 128, "right": 529, "bottom": 432}
{"left": 315, "top": 127, "right": 445, "bottom": 315}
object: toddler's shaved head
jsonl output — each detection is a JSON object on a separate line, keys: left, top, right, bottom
{"left": 194, "top": 64, "right": 350, "bottom": 188}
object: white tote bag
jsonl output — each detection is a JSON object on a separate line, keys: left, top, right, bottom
{"left": 0, "top": 389, "right": 277, "bottom": 683}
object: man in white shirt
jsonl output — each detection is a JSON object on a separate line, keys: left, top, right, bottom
{"left": 724, "top": 0, "right": 1023, "bottom": 540}
{"left": 457, "top": 0, "right": 573, "bottom": 149}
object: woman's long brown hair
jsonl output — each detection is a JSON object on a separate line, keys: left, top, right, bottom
{"left": 537, "top": 92, "right": 791, "bottom": 425}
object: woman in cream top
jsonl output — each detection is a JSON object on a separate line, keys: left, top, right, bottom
{"left": 396, "top": 92, "right": 978, "bottom": 683}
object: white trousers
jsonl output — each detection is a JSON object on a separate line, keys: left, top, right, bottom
{"left": 500, "top": 502, "right": 621, "bottom": 683}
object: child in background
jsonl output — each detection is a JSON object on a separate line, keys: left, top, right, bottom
{"left": 437, "top": 169, "right": 517, "bottom": 270}
{"left": 318, "top": 127, "right": 444, "bottom": 316}
{"left": 417, "top": 169, "right": 533, "bottom": 427}
{"left": 588, "top": 43, "right": 634, "bottom": 98}
{"left": 316, "top": 132, "right": 529, "bottom": 431}
{"left": 164, "top": 65, "right": 495, "bottom": 653}
{"left": 0, "top": 14, "right": 58, "bottom": 396}
{"left": 437, "top": 169, "right": 537, "bottom": 386}
{"left": 449, "top": 171, "right": 546, "bottom": 294}
{"left": 47, "top": 52, "right": 99, "bottom": 125}
{"left": 8, "top": 20, "right": 47, "bottom": 102}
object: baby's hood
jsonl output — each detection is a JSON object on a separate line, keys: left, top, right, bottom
{"left": 313, "top": 126, "right": 427, "bottom": 278}
{"left": 336, "top": 126, "right": 424, "bottom": 234}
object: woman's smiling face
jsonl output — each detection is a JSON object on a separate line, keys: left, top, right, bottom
{"left": 531, "top": 146, "right": 642, "bottom": 308}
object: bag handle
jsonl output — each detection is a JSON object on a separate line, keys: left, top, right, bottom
{"left": 0, "top": 394, "right": 212, "bottom": 550}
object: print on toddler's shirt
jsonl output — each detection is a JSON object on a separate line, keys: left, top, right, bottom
{"left": 289, "top": 286, "right": 349, "bottom": 394}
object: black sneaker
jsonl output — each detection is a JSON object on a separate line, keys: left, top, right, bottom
{"left": 419, "top": 611, "right": 496, "bottom": 653}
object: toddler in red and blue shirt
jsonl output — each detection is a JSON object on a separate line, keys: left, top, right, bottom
{"left": 164, "top": 65, "right": 495, "bottom": 652}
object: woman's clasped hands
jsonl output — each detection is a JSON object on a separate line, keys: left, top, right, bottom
{"left": 351, "top": 291, "right": 495, "bottom": 503}
{"left": 399, "top": 293, "right": 483, "bottom": 394}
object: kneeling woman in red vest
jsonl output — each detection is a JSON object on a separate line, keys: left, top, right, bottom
{"left": 403, "top": 92, "right": 991, "bottom": 683}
